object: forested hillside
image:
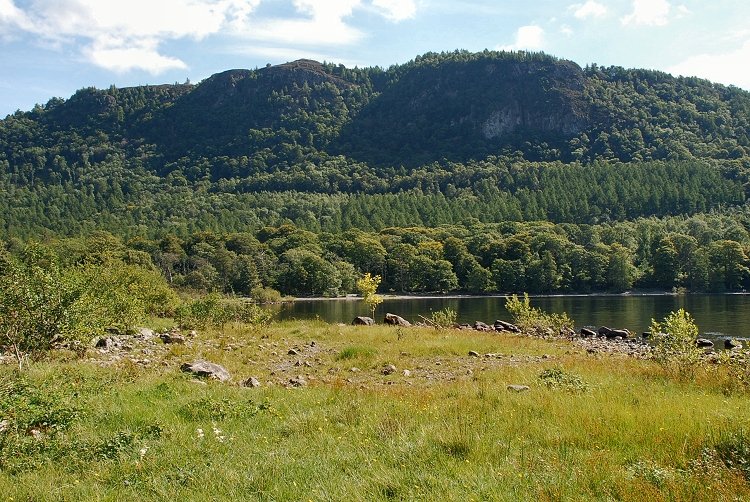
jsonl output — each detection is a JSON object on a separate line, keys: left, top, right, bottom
{"left": 2, "top": 50, "right": 750, "bottom": 295}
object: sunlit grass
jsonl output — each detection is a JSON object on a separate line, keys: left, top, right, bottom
{"left": 1, "top": 321, "right": 749, "bottom": 500}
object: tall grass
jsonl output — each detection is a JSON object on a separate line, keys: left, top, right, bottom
{"left": 0, "top": 321, "right": 749, "bottom": 500}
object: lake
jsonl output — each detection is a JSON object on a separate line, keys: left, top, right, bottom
{"left": 273, "top": 294, "right": 750, "bottom": 342}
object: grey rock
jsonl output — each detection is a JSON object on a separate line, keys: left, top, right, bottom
{"left": 137, "top": 327, "right": 155, "bottom": 338}
{"left": 696, "top": 338, "right": 714, "bottom": 348}
{"left": 382, "top": 364, "right": 397, "bottom": 375}
{"left": 0, "top": 419, "right": 8, "bottom": 433}
{"left": 580, "top": 327, "right": 597, "bottom": 338}
{"left": 242, "top": 377, "right": 262, "bottom": 388}
{"left": 289, "top": 376, "right": 307, "bottom": 387}
{"left": 349, "top": 367, "right": 360, "bottom": 372}
{"left": 473, "top": 321, "right": 492, "bottom": 331}
{"left": 468, "top": 350, "right": 480, "bottom": 357}
{"left": 180, "top": 360, "right": 231, "bottom": 382}
{"left": 94, "top": 337, "right": 114, "bottom": 349}
{"left": 384, "top": 313, "right": 411, "bottom": 327}
{"left": 507, "top": 384, "right": 530, "bottom": 392}
{"left": 352, "top": 316, "right": 375, "bottom": 326}
{"left": 402, "top": 369, "right": 411, "bottom": 377}
{"left": 725, "top": 339, "right": 744, "bottom": 350}
{"left": 288, "top": 348, "right": 300, "bottom": 356}
{"left": 160, "top": 333, "right": 185, "bottom": 344}
{"left": 494, "top": 320, "right": 521, "bottom": 333}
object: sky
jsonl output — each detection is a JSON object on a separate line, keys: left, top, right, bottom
{"left": 1, "top": 0, "right": 749, "bottom": 117}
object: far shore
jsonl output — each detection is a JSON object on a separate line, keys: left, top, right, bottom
{"left": 291, "top": 291, "right": 750, "bottom": 302}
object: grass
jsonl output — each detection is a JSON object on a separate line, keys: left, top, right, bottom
{"left": 1, "top": 321, "right": 749, "bottom": 500}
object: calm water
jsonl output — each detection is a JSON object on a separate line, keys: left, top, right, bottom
{"left": 273, "top": 294, "right": 750, "bottom": 342}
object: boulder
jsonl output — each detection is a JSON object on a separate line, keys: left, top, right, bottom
{"left": 468, "top": 350, "right": 480, "bottom": 357}
{"left": 696, "top": 338, "right": 714, "bottom": 348}
{"left": 381, "top": 364, "right": 397, "bottom": 375}
{"left": 473, "top": 321, "right": 493, "bottom": 331}
{"left": 598, "top": 326, "right": 630, "bottom": 339}
{"left": 494, "top": 320, "right": 521, "bottom": 332}
{"left": 580, "top": 327, "right": 597, "bottom": 338}
{"left": 384, "top": 313, "right": 411, "bottom": 327}
{"left": 352, "top": 316, "right": 375, "bottom": 326}
{"left": 180, "top": 360, "right": 231, "bottom": 382}
{"left": 242, "top": 377, "right": 262, "bottom": 388}
{"left": 160, "top": 333, "right": 185, "bottom": 344}
{"left": 725, "top": 339, "right": 744, "bottom": 350}
{"left": 288, "top": 376, "right": 307, "bottom": 388}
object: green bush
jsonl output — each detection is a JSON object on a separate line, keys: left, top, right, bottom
{"left": 175, "top": 296, "right": 274, "bottom": 330}
{"left": 429, "top": 307, "right": 458, "bottom": 329}
{"left": 538, "top": 367, "right": 589, "bottom": 392}
{"left": 505, "top": 293, "right": 574, "bottom": 336}
{"left": 250, "top": 286, "right": 282, "bottom": 304}
{"left": 650, "top": 309, "right": 702, "bottom": 380}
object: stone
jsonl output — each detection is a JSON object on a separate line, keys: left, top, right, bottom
{"left": 384, "top": 313, "right": 411, "bottom": 327}
{"left": 473, "top": 321, "right": 492, "bottom": 331}
{"left": 242, "top": 377, "right": 262, "bottom": 388}
{"left": 349, "top": 367, "right": 360, "bottom": 372}
{"left": 725, "top": 339, "right": 744, "bottom": 350}
{"left": 507, "top": 384, "right": 530, "bottom": 392}
{"left": 137, "top": 327, "right": 155, "bottom": 338}
{"left": 180, "top": 360, "right": 231, "bottom": 382}
{"left": 160, "top": 333, "right": 185, "bottom": 344}
{"left": 598, "top": 326, "right": 630, "bottom": 339}
{"left": 0, "top": 419, "right": 8, "bottom": 433}
{"left": 468, "top": 350, "right": 480, "bottom": 357}
{"left": 696, "top": 338, "right": 714, "bottom": 348}
{"left": 352, "top": 316, "right": 375, "bottom": 326}
{"left": 494, "top": 320, "right": 521, "bottom": 333}
{"left": 94, "top": 337, "right": 114, "bottom": 349}
{"left": 382, "top": 364, "right": 397, "bottom": 375}
{"left": 288, "top": 348, "right": 300, "bottom": 356}
{"left": 289, "top": 376, "right": 307, "bottom": 387}
{"left": 580, "top": 327, "right": 597, "bottom": 338}
{"left": 403, "top": 369, "right": 411, "bottom": 377}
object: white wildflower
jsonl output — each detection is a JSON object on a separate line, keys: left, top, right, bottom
{"left": 196, "top": 428, "right": 204, "bottom": 439}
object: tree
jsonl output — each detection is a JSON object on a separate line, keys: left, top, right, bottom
{"left": 356, "top": 272, "right": 383, "bottom": 317}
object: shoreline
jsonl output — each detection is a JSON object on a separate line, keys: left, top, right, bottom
{"left": 291, "top": 291, "right": 750, "bottom": 302}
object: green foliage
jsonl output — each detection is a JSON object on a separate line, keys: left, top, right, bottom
{"left": 505, "top": 293, "right": 575, "bottom": 336}
{"left": 179, "top": 397, "right": 273, "bottom": 421}
{"left": 538, "top": 367, "right": 589, "bottom": 392}
{"left": 250, "top": 286, "right": 282, "bottom": 304}
{"left": 650, "top": 309, "right": 703, "bottom": 380}
{"left": 356, "top": 273, "right": 383, "bottom": 316}
{"left": 175, "top": 296, "right": 274, "bottom": 330}
{"left": 428, "top": 307, "right": 458, "bottom": 329}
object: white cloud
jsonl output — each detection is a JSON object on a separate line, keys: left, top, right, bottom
{"left": 497, "top": 25, "right": 545, "bottom": 51}
{"left": 570, "top": 1, "right": 607, "bottom": 20}
{"left": 247, "top": 0, "right": 364, "bottom": 46}
{"left": 560, "top": 24, "right": 574, "bottom": 37}
{"left": 621, "top": 0, "right": 671, "bottom": 26}
{"left": 667, "top": 40, "right": 750, "bottom": 90}
{"left": 372, "top": 0, "right": 417, "bottom": 21}
{"left": 0, "top": 0, "right": 259, "bottom": 73}
{"left": 0, "top": 0, "right": 421, "bottom": 72}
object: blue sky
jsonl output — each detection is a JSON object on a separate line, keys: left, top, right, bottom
{"left": 1, "top": 0, "right": 749, "bottom": 117}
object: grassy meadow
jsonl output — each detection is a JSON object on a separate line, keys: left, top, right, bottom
{"left": 1, "top": 320, "right": 750, "bottom": 501}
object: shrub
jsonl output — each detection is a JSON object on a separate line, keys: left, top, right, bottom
{"left": 539, "top": 367, "right": 589, "bottom": 392}
{"left": 175, "top": 296, "right": 274, "bottom": 329}
{"left": 650, "top": 308, "right": 702, "bottom": 380}
{"left": 429, "top": 307, "right": 458, "bottom": 329}
{"left": 505, "top": 293, "right": 574, "bottom": 336}
{"left": 250, "top": 286, "right": 282, "bottom": 304}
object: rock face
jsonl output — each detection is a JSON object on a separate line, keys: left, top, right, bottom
{"left": 181, "top": 360, "right": 231, "bottom": 382}
{"left": 352, "top": 316, "right": 375, "bottom": 326}
{"left": 384, "top": 313, "right": 411, "bottom": 327}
